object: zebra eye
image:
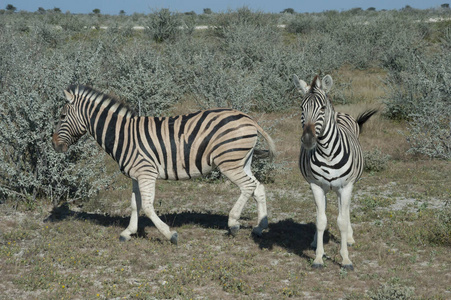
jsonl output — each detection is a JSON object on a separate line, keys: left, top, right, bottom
{"left": 320, "top": 105, "right": 326, "bottom": 111}
{"left": 60, "top": 113, "right": 67, "bottom": 120}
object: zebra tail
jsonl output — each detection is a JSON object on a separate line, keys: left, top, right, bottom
{"left": 254, "top": 123, "right": 277, "bottom": 161}
{"left": 356, "top": 109, "right": 378, "bottom": 133}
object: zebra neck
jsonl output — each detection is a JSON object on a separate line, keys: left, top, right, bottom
{"left": 87, "top": 100, "right": 136, "bottom": 161}
{"left": 316, "top": 113, "right": 341, "bottom": 157}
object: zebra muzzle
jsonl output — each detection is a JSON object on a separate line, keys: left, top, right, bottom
{"left": 52, "top": 133, "right": 68, "bottom": 153}
{"left": 301, "top": 123, "right": 317, "bottom": 149}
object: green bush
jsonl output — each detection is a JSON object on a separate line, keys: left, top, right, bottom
{"left": 364, "top": 149, "right": 390, "bottom": 172}
{"left": 146, "top": 8, "right": 182, "bottom": 43}
{"left": 0, "top": 28, "right": 111, "bottom": 206}
{"left": 368, "top": 283, "right": 414, "bottom": 300}
{"left": 104, "top": 45, "right": 180, "bottom": 116}
{"left": 1, "top": 7, "right": 451, "bottom": 208}
{"left": 383, "top": 50, "right": 451, "bottom": 159}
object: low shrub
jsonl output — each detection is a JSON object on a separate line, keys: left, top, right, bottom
{"left": 383, "top": 51, "right": 451, "bottom": 159}
{"left": 364, "top": 149, "right": 390, "bottom": 172}
{"left": 145, "top": 8, "right": 182, "bottom": 43}
{"left": 368, "top": 283, "right": 414, "bottom": 300}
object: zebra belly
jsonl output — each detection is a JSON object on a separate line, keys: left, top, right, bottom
{"left": 309, "top": 173, "right": 350, "bottom": 191}
{"left": 158, "top": 164, "right": 214, "bottom": 180}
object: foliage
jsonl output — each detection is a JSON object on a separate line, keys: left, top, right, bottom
{"left": 104, "top": 44, "right": 180, "bottom": 116}
{"left": 394, "top": 206, "right": 451, "bottom": 247}
{"left": 0, "top": 27, "right": 112, "bottom": 206}
{"left": 364, "top": 149, "right": 390, "bottom": 172}
{"left": 6, "top": 4, "right": 16, "bottom": 12}
{"left": 1, "top": 6, "right": 451, "bottom": 208}
{"left": 368, "top": 283, "right": 414, "bottom": 300}
{"left": 383, "top": 49, "right": 451, "bottom": 159}
{"left": 146, "top": 8, "right": 182, "bottom": 43}
{"left": 213, "top": 6, "right": 274, "bottom": 30}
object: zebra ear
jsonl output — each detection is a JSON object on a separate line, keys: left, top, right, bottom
{"left": 321, "top": 75, "right": 333, "bottom": 93}
{"left": 292, "top": 74, "right": 309, "bottom": 95}
{"left": 64, "top": 89, "right": 74, "bottom": 104}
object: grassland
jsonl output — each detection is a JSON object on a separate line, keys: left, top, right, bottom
{"left": 1, "top": 6, "right": 451, "bottom": 299}
{"left": 1, "top": 68, "right": 450, "bottom": 299}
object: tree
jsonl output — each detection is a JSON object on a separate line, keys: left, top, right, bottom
{"left": 203, "top": 8, "right": 212, "bottom": 14}
{"left": 281, "top": 8, "right": 295, "bottom": 14}
{"left": 146, "top": 8, "right": 181, "bottom": 43}
{"left": 93, "top": 8, "right": 100, "bottom": 14}
{"left": 349, "top": 7, "right": 363, "bottom": 14}
{"left": 6, "top": 4, "right": 17, "bottom": 12}
{"left": 119, "top": 10, "right": 126, "bottom": 15}
{"left": 37, "top": 7, "right": 46, "bottom": 14}
{"left": 53, "top": 7, "right": 61, "bottom": 13}
{"left": 441, "top": 3, "right": 450, "bottom": 9}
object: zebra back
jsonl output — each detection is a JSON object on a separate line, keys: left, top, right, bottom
{"left": 56, "top": 85, "right": 276, "bottom": 181}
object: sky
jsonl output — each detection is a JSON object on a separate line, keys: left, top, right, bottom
{"left": 2, "top": 0, "right": 448, "bottom": 15}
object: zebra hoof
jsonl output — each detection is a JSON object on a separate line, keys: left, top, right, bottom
{"left": 342, "top": 264, "right": 354, "bottom": 271}
{"left": 229, "top": 225, "right": 240, "bottom": 237}
{"left": 259, "top": 216, "right": 268, "bottom": 230}
{"left": 312, "top": 263, "right": 324, "bottom": 269}
{"left": 170, "top": 232, "right": 178, "bottom": 245}
{"left": 119, "top": 235, "right": 130, "bottom": 242}
{"left": 252, "top": 226, "right": 263, "bottom": 237}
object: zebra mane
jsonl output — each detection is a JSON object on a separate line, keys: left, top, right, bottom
{"left": 309, "top": 75, "right": 320, "bottom": 92}
{"left": 67, "top": 85, "right": 137, "bottom": 117}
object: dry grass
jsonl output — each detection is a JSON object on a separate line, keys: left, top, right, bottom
{"left": 1, "top": 68, "right": 450, "bottom": 299}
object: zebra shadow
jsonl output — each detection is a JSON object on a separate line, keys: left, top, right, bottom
{"left": 45, "top": 203, "right": 130, "bottom": 227}
{"left": 44, "top": 203, "right": 232, "bottom": 238}
{"left": 45, "top": 205, "right": 337, "bottom": 262}
{"left": 252, "top": 219, "right": 337, "bottom": 261}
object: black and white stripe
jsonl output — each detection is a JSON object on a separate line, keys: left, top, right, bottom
{"left": 293, "top": 74, "right": 377, "bottom": 270}
{"left": 52, "top": 85, "right": 276, "bottom": 244}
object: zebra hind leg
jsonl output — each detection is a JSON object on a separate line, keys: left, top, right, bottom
{"left": 244, "top": 154, "right": 268, "bottom": 236}
{"left": 220, "top": 167, "right": 258, "bottom": 237}
{"left": 251, "top": 182, "right": 268, "bottom": 237}
{"left": 120, "top": 179, "right": 142, "bottom": 242}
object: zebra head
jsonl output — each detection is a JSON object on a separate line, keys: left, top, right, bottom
{"left": 292, "top": 74, "right": 333, "bottom": 150}
{"left": 52, "top": 86, "right": 88, "bottom": 153}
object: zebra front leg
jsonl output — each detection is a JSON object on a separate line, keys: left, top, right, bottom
{"left": 311, "top": 183, "right": 327, "bottom": 268}
{"left": 120, "top": 179, "right": 142, "bottom": 242}
{"left": 138, "top": 176, "right": 178, "bottom": 245}
{"left": 311, "top": 194, "right": 327, "bottom": 249}
{"left": 347, "top": 214, "right": 355, "bottom": 246}
{"left": 311, "top": 231, "right": 318, "bottom": 249}
{"left": 337, "top": 183, "right": 354, "bottom": 270}
{"left": 251, "top": 182, "right": 268, "bottom": 237}
{"left": 346, "top": 192, "right": 355, "bottom": 246}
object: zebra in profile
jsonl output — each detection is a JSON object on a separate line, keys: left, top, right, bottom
{"left": 52, "top": 85, "right": 276, "bottom": 244}
{"left": 292, "top": 74, "right": 377, "bottom": 270}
